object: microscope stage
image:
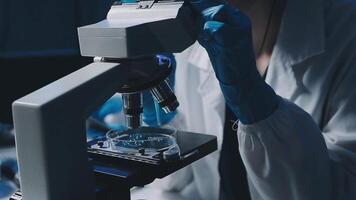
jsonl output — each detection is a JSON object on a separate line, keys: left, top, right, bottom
{"left": 88, "top": 127, "right": 217, "bottom": 187}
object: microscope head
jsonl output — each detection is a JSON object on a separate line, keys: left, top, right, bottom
{"left": 78, "top": 1, "right": 195, "bottom": 128}
{"left": 78, "top": 1, "right": 196, "bottom": 59}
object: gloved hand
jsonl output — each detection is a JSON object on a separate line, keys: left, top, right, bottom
{"left": 0, "top": 158, "right": 18, "bottom": 182}
{"left": 180, "top": 0, "right": 279, "bottom": 124}
{"left": 91, "top": 93, "right": 127, "bottom": 131}
{"left": 0, "top": 158, "right": 19, "bottom": 198}
{"left": 0, "top": 123, "right": 14, "bottom": 146}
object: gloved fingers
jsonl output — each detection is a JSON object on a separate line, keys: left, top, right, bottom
{"left": 187, "top": 0, "right": 226, "bottom": 14}
{"left": 157, "top": 53, "right": 176, "bottom": 88}
{"left": 143, "top": 91, "right": 155, "bottom": 113}
{"left": 200, "top": 21, "right": 225, "bottom": 44}
{"left": 182, "top": 2, "right": 252, "bottom": 47}
{"left": 198, "top": 20, "right": 255, "bottom": 85}
{"left": 178, "top": 2, "right": 251, "bottom": 46}
{"left": 143, "top": 94, "right": 162, "bottom": 122}
{"left": 0, "top": 158, "right": 18, "bottom": 181}
{"left": 96, "top": 95, "right": 123, "bottom": 119}
{"left": 199, "top": 20, "right": 252, "bottom": 48}
{"left": 201, "top": 5, "right": 251, "bottom": 29}
{"left": 201, "top": 5, "right": 228, "bottom": 22}
{"left": 186, "top": 0, "right": 250, "bottom": 26}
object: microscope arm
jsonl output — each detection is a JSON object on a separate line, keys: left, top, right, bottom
{"left": 12, "top": 62, "right": 131, "bottom": 200}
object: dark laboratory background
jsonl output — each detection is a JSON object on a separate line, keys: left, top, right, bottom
{"left": 0, "top": 0, "right": 116, "bottom": 198}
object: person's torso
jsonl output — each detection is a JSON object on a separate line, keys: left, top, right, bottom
{"left": 266, "top": 0, "right": 356, "bottom": 134}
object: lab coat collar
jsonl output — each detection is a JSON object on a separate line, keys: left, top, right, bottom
{"left": 273, "top": 0, "right": 326, "bottom": 68}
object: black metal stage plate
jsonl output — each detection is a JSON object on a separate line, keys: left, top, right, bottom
{"left": 88, "top": 127, "right": 217, "bottom": 187}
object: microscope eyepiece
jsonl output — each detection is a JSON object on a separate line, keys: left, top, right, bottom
{"left": 150, "top": 79, "right": 179, "bottom": 113}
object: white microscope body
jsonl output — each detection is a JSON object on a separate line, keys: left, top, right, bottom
{"left": 78, "top": 1, "right": 195, "bottom": 58}
{"left": 12, "top": 2, "right": 214, "bottom": 200}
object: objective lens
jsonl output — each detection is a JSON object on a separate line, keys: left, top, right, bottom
{"left": 150, "top": 79, "right": 179, "bottom": 113}
{"left": 122, "top": 93, "right": 143, "bottom": 129}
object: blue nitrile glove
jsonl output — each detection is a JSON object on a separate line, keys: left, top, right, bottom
{"left": 94, "top": 95, "right": 123, "bottom": 121}
{"left": 180, "top": 1, "right": 279, "bottom": 124}
{"left": 91, "top": 94, "right": 127, "bottom": 131}
{"left": 0, "top": 123, "right": 14, "bottom": 146}
{"left": 0, "top": 159, "right": 18, "bottom": 181}
{"left": 143, "top": 54, "right": 177, "bottom": 127}
{"left": 0, "top": 158, "right": 19, "bottom": 198}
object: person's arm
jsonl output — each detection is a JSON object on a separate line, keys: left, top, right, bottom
{"left": 180, "top": 1, "right": 356, "bottom": 199}
{"left": 179, "top": 1, "right": 279, "bottom": 125}
{"left": 239, "top": 53, "right": 356, "bottom": 199}
{"left": 239, "top": 98, "right": 332, "bottom": 200}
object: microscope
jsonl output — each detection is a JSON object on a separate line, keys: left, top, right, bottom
{"left": 11, "top": 1, "right": 217, "bottom": 200}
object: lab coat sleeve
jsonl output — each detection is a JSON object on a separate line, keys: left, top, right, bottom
{"left": 238, "top": 54, "right": 356, "bottom": 199}
{"left": 238, "top": 98, "right": 333, "bottom": 200}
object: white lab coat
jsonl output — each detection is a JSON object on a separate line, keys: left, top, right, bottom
{"left": 154, "top": 0, "right": 356, "bottom": 199}
{"left": 151, "top": 43, "right": 225, "bottom": 200}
